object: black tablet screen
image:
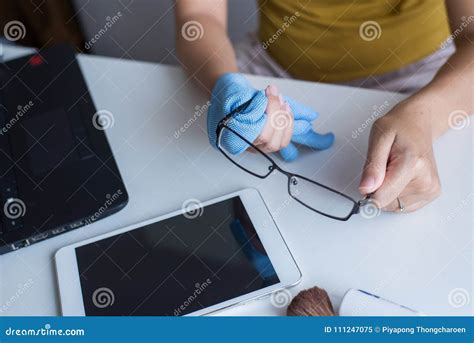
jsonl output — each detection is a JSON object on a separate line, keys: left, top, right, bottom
{"left": 75, "top": 196, "right": 279, "bottom": 315}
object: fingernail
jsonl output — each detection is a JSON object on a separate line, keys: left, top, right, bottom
{"left": 359, "top": 176, "right": 375, "bottom": 191}
{"left": 265, "top": 87, "right": 271, "bottom": 97}
{"left": 278, "top": 94, "right": 284, "bottom": 106}
{"left": 269, "top": 84, "right": 278, "bottom": 96}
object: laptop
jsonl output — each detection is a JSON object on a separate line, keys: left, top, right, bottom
{"left": 0, "top": 44, "right": 128, "bottom": 254}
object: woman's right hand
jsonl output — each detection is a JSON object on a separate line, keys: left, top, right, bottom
{"left": 207, "top": 73, "right": 334, "bottom": 161}
{"left": 253, "top": 85, "right": 294, "bottom": 153}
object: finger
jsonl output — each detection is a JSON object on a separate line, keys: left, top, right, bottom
{"left": 359, "top": 127, "right": 395, "bottom": 195}
{"left": 382, "top": 194, "right": 430, "bottom": 213}
{"left": 254, "top": 85, "right": 281, "bottom": 146}
{"left": 382, "top": 175, "right": 441, "bottom": 212}
{"left": 266, "top": 85, "right": 282, "bottom": 109}
{"left": 260, "top": 129, "right": 284, "bottom": 153}
{"left": 371, "top": 153, "right": 416, "bottom": 208}
{"left": 253, "top": 124, "right": 274, "bottom": 146}
{"left": 268, "top": 93, "right": 292, "bottom": 132}
{"left": 258, "top": 86, "right": 286, "bottom": 152}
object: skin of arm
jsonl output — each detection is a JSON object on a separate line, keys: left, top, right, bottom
{"left": 175, "top": 0, "right": 237, "bottom": 93}
{"left": 411, "top": 0, "right": 474, "bottom": 139}
{"left": 175, "top": 0, "right": 293, "bottom": 152}
{"left": 359, "top": 0, "right": 473, "bottom": 212}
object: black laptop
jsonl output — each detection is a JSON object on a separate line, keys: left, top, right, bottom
{"left": 0, "top": 44, "right": 128, "bottom": 254}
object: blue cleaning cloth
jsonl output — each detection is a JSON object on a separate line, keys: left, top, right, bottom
{"left": 207, "top": 73, "right": 334, "bottom": 161}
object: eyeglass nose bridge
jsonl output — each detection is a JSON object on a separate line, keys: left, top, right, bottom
{"left": 271, "top": 163, "right": 290, "bottom": 175}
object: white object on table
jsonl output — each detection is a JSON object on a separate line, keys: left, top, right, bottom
{"left": 339, "top": 288, "right": 424, "bottom": 316}
{"left": 0, "top": 46, "right": 472, "bottom": 316}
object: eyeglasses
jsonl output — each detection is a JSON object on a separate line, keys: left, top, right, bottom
{"left": 215, "top": 99, "right": 370, "bottom": 221}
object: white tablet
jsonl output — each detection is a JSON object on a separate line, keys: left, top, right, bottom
{"left": 55, "top": 188, "right": 302, "bottom": 316}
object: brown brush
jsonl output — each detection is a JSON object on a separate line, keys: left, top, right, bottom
{"left": 287, "top": 286, "right": 336, "bottom": 316}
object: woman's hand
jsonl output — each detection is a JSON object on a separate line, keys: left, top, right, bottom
{"left": 252, "top": 84, "right": 335, "bottom": 159}
{"left": 207, "top": 74, "right": 334, "bottom": 160}
{"left": 359, "top": 101, "right": 442, "bottom": 212}
{"left": 253, "top": 85, "right": 294, "bottom": 153}
{"left": 357, "top": 0, "right": 473, "bottom": 213}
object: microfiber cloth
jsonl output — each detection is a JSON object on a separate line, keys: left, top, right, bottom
{"left": 207, "top": 73, "right": 334, "bottom": 161}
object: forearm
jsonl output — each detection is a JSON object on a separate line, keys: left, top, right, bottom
{"left": 176, "top": 14, "right": 238, "bottom": 93}
{"left": 402, "top": 34, "right": 474, "bottom": 139}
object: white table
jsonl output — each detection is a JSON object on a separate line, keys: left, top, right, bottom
{"left": 1, "top": 46, "right": 472, "bottom": 316}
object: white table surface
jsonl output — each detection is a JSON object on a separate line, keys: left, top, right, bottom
{"left": 0, "top": 46, "right": 472, "bottom": 317}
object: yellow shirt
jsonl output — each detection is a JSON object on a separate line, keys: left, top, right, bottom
{"left": 258, "top": 0, "right": 451, "bottom": 82}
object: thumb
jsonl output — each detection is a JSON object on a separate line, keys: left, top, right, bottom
{"left": 359, "top": 128, "right": 395, "bottom": 195}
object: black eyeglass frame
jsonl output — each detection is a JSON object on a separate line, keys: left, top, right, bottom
{"left": 215, "top": 99, "right": 370, "bottom": 221}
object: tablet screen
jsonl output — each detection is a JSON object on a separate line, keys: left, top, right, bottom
{"left": 75, "top": 196, "right": 280, "bottom": 315}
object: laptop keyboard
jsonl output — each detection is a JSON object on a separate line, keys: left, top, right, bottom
{"left": 0, "top": 179, "right": 24, "bottom": 234}
{"left": 0, "top": 95, "right": 24, "bottom": 235}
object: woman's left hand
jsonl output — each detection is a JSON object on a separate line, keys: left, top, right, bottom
{"left": 358, "top": 100, "right": 442, "bottom": 212}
